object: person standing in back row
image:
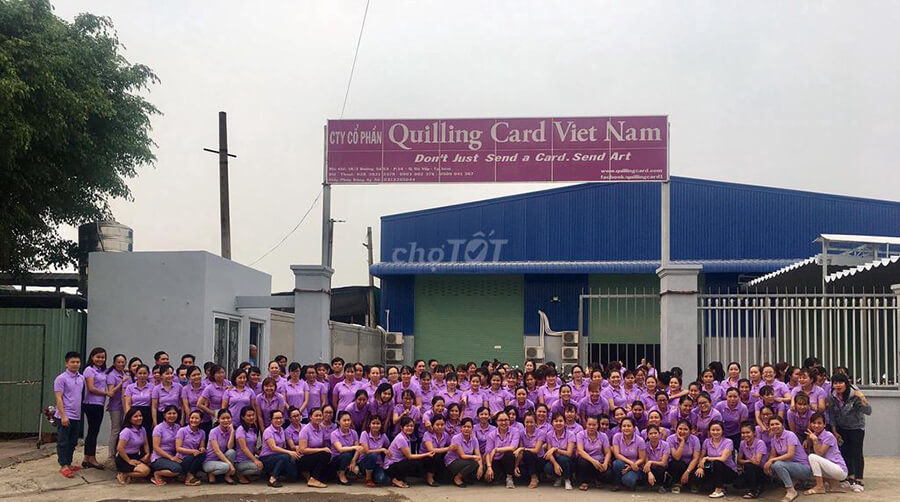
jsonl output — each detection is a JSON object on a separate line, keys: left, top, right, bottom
{"left": 54, "top": 351, "right": 85, "bottom": 478}
{"left": 827, "top": 373, "right": 871, "bottom": 492}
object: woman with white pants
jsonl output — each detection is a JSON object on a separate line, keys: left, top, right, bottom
{"left": 804, "top": 412, "right": 848, "bottom": 495}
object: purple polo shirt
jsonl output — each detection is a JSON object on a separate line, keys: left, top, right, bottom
{"left": 514, "top": 398, "right": 535, "bottom": 419}
{"left": 520, "top": 428, "right": 545, "bottom": 449}
{"left": 392, "top": 404, "right": 422, "bottom": 435}
{"left": 392, "top": 381, "right": 420, "bottom": 404}
{"left": 152, "top": 382, "right": 183, "bottom": 411}
{"left": 817, "top": 431, "right": 846, "bottom": 471}
{"left": 345, "top": 402, "right": 369, "bottom": 428}
{"left": 118, "top": 426, "right": 147, "bottom": 455}
{"left": 422, "top": 430, "right": 451, "bottom": 450}
{"left": 200, "top": 382, "right": 227, "bottom": 414}
{"left": 360, "top": 431, "right": 389, "bottom": 464}
{"left": 256, "top": 393, "right": 286, "bottom": 428}
{"left": 550, "top": 398, "right": 576, "bottom": 416}
{"left": 666, "top": 433, "right": 701, "bottom": 460}
{"left": 234, "top": 425, "right": 258, "bottom": 462}
{"left": 260, "top": 425, "right": 286, "bottom": 457}
{"left": 640, "top": 391, "right": 659, "bottom": 411}
{"left": 613, "top": 432, "right": 645, "bottom": 462}
{"left": 645, "top": 438, "right": 670, "bottom": 462}
{"left": 703, "top": 438, "right": 736, "bottom": 471}
{"left": 602, "top": 385, "right": 630, "bottom": 409}
{"left": 690, "top": 408, "right": 723, "bottom": 441}
{"left": 225, "top": 387, "right": 255, "bottom": 421}
{"left": 176, "top": 426, "right": 205, "bottom": 458}
{"left": 332, "top": 380, "right": 360, "bottom": 410}
{"left": 181, "top": 383, "right": 206, "bottom": 418}
{"left": 578, "top": 395, "right": 609, "bottom": 418}
{"left": 627, "top": 411, "right": 648, "bottom": 430}
{"left": 701, "top": 384, "right": 724, "bottom": 404}
{"left": 474, "top": 422, "right": 496, "bottom": 452}
{"left": 771, "top": 431, "right": 809, "bottom": 466}
{"left": 298, "top": 423, "right": 327, "bottom": 452}
{"left": 641, "top": 426, "right": 670, "bottom": 440}
{"left": 719, "top": 378, "right": 741, "bottom": 395}
{"left": 525, "top": 387, "right": 540, "bottom": 404}
{"left": 484, "top": 388, "right": 511, "bottom": 415}
{"left": 440, "top": 389, "right": 463, "bottom": 407}
{"left": 544, "top": 428, "right": 574, "bottom": 452}
{"left": 570, "top": 381, "right": 588, "bottom": 402}
{"left": 461, "top": 389, "right": 486, "bottom": 419}
{"left": 329, "top": 427, "right": 359, "bottom": 457}
{"left": 576, "top": 430, "right": 609, "bottom": 461}
{"left": 739, "top": 437, "right": 768, "bottom": 463}
{"left": 106, "top": 371, "right": 127, "bottom": 411}
{"left": 151, "top": 422, "right": 179, "bottom": 461}
{"left": 445, "top": 432, "right": 478, "bottom": 465}
{"left": 767, "top": 380, "right": 791, "bottom": 400}
{"left": 54, "top": 370, "right": 85, "bottom": 419}
{"left": 754, "top": 399, "right": 785, "bottom": 416}
{"left": 306, "top": 380, "right": 327, "bottom": 411}
{"left": 279, "top": 379, "right": 309, "bottom": 409}
{"left": 367, "top": 400, "right": 393, "bottom": 424}
{"left": 791, "top": 385, "right": 827, "bottom": 408}
{"left": 787, "top": 409, "right": 813, "bottom": 433}
{"left": 125, "top": 381, "right": 153, "bottom": 408}
{"left": 83, "top": 366, "right": 107, "bottom": 406}
{"left": 205, "top": 425, "right": 232, "bottom": 461}
{"left": 755, "top": 426, "right": 773, "bottom": 449}
{"left": 285, "top": 423, "right": 301, "bottom": 446}
{"left": 539, "top": 384, "right": 561, "bottom": 407}
{"left": 566, "top": 422, "right": 584, "bottom": 436}
{"left": 419, "top": 385, "right": 437, "bottom": 412}
{"left": 715, "top": 401, "right": 749, "bottom": 436}
{"left": 485, "top": 428, "right": 519, "bottom": 459}
{"left": 358, "top": 381, "right": 381, "bottom": 404}
{"left": 384, "top": 432, "right": 411, "bottom": 468}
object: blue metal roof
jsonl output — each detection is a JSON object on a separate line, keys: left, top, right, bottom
{"left": 371, "top": 259, "right": 799, "bottom": 276}
{"left": 378, "top": 177, "right": 900, "bottom": 267}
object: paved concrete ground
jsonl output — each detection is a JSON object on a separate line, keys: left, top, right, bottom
{"left": 0, "top": 445, "right": 891, "bottom": 501}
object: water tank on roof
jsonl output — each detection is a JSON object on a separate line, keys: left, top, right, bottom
{"left": 78, "top": 220, "right": 133, "bottom": 295}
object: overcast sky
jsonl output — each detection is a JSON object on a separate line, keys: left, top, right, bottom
{"left": 51, "top": 0, "right": 900, "bottom": 291}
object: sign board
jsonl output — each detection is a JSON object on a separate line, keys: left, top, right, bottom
{"left": 326, "top": 116, "right": 667, "bottom": 184}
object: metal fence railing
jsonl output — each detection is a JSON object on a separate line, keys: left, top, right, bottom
{"left": 698, "top": 293, "right": 899, "bottom": 388}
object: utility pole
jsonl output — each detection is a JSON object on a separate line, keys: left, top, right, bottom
{"left": 364, "top": 226, "right": 376, "bottom": 328}
{"left": 204, "top": 111, "right": 237, "bottom": 260}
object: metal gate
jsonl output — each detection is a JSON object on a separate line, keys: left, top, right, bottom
{"left": 0, "top": 324, "right": 46, "bottom": 433}
{"left": 579, "top": 288, "right": 661, "bottom": 369}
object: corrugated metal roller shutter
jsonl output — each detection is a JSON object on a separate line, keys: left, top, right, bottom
{"left": 414, "top": 275, "right": 523, "bottom": 364}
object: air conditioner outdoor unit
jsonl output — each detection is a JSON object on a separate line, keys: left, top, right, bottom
{"left": 562, "top": 346, "right": 578, "bottom": 361}
{"left": 525, "top": 346, "right": 545, "bottom": 360}
{"left": 385, "top": 348, "right": 404, "bottom": 363}
{"left": 385, "top": 332, "right": 404, "bottom": 346}
{"left": 562, "top": 363, "right": 576, "bottom": 376}
{"left": 562, "top": 331, "right": 578, "bottom": 346}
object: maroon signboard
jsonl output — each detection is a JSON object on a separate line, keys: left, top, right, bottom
{"left": 326, "top": 116, "right": 667, "bottom": 184}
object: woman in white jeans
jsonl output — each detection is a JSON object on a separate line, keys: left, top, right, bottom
{"left": 105, "top": 355, "right": 129, "bottom": 462}
{"left": 804, "top": 413, "right": 848, "bottom": 495}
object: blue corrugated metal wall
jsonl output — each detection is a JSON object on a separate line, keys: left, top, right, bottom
{"left": 380, "top": 275, "right": 414, "bottom": 335}
{"left": 523, "top": 274, "right": 587, "bottom": 335}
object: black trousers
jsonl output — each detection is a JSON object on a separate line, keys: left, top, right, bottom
{"left": 180, "top": 453, "right": 206, "bottom": 475}
{"left": 447, "top": 459, "right": 478, "bottom": 482}
{"left": 575, "top": 456, "right": 609, "bottom": 484}
{"left": 83, "top": 404, "right": 104, "bottom": 457}
{"left": 667, "top": 459, "right": 701, "bottom": 486}
{"left": 648, "top": 464, "right": 667, "bottom": 486}
{"left": 490, "top": 451, "right": 516, "bottom": 479}
{"left": 734, "top": 462, "right": 767, "bottom": 492}
{"left": 423, "top": 453, "right": 447, "bottom": 480}
{"left": 516, "top": 450, "right": 542, "bottom": 479}
{"left": 385, "top": 458, "right": 424, "bottom": 481}
{"left": 134, "top": 406, "right": 153, "bottom": 440}
{"left": 837, "top": 427, "right": 865, "bottom": 479}
{"left": 296, "top": 451, "right": 330, "bottom": 480}
{"left": 702, "top": 460, "right": 736, "bottom": 489}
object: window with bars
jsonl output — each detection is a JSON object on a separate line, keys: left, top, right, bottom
{"left": 214, "top": 317, "right": 240, "bottom": 376}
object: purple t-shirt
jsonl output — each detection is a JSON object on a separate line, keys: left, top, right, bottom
{"left": 124, "top": 381, "right": 154, "bottom": 408}
{"left": 422, "top": 430, "right": 451, "bottom": 450}
{"left": 345, "top": 402, "right": 369, "bottom": 428}
{"left": 83, "top": 366, "right": 107, "bottom": 406}
{"left": 755, "top": 426, "right": 773, "bottom": 449}
{"left": 205, "top": 425, "right": 232, "bottom": 461}
{"left": 461, "top": 389, "right": 486, "bottom": 419}
{"left": 485, "top": 428, "right": 519, "bottom": 459}
{"left": 714, "top": 401, "right": 749, "bottom": 436}
{"left": 513, "top": 398, "right": 535, "bottom": 418}
{"left": 181, "top": 383, "right": 206, "bottom": 419}
{"left": 484, "top": 388, "right": 511, "bottom": 415}
{"left": 106, "top": 370, "right": 127, "bottom": 411}
{"left": 816, "top": 431, "right": 846, "bottom": 471}
{"left": 474, "top": 422, "right": 496, "bottom": 453}
{"left": 576, "top": 430, "right": 609, "bottom": 461}
{"left": 739, "top": 437, "right": 768, "bottom": 463}
{"left": 418, "top": 385, "right": 438, "bottom": 412}
{"left": 175, "top": 426, "right": 205, "bottom": 458}
{"left": 701, "top": 384, "right": 724, "bottom": 404}
{"left": 578, "top": 395, "right": 609, "bottom": 418}
{"left": 367, "top": 400, "right": 393, "bottom": 425}
{"left": 384, "top": 432, "right": 411, "bottom": 468}
{"left": 118, "top": 426, "right": 147, "bottom": 455}
{"left": 570, "top": 381, "right": 588, "bottom": 403}
{"left": 279, "top": 379, "right": 309, "bottom": 409}
{"left": 285, "top": 423, "right": 301, "bottom": 447}
{"left": 360, "top": 431, "right": 389, "bottom": 465}
{"left": 329, "top": 427, "right": 359, "bottom": 457}
{"left": 703, "top": 437, "right": 736, "bottom": 471}
{"left": 200, "top": 382, "right": 227, "bottom": 415}
{"left": 645, "top": 438, "right": 671, "bottom": 463}
{"left": 234, "top": 425, "right": 259, "bottom": 462}
{"left": 538, "top": 383, "right": 561, "bottom": 407}
{"left": 666, "top": 433, "right": 701, "bottom": 460}
{"left": 787, "top": 409, "right": 813, "bottom": 433}
{"left": 771, "top": 431, "right": 809, "bottom": 466}
{"left": 298, "top": 423, "right": 328, "bottom": 452}
{"left": 256, "top": 393, "right": 286, "bottom": 428}
{"left": 152, "top": 382, "right": 183, "bottom": 411}
{"left": 690, "top": 408, "right": 723, "bottom": 441}
{"left": 332, "top": 380, "right": 360, "bottom": 411}
{"left": 306, "top": 380, "right": 327, "bottom": 412}
{"left": 613, "top": 432, "right": 646, "bottom": 462}
{"left": 225, "top": 387, "right": 256, "bottom": 421}
{"left": 445, "top": 432, "right": 479, "bottom": 465}
{"left": 151, "top": 422, "right": 179, "bottom": 461}
{"left": 440, "top": 389, "right": 463, "bottom": 407}
{"left": 54, "top": 370, "right": 85, "bottom": 419}
{"left": 791, "top": 385, "right": 827, "bottom": 410}
{"left": 544, "top": 428, "right": 574, "bottom": 452}
{"left": 392, "top": 405, "right": 422, "bottom": 435}
{"left": 392, "top": 381, "right": 421, "bottom": 404}
{"left": 260, "top": 425, "right": 286, "bottom": 457}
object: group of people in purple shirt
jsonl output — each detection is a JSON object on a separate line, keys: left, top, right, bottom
{"left": 53, "top": 350, "right": 870, "bottom": 501}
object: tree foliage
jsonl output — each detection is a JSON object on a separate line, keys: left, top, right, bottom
{"left": 0, "top": 0, "right": 158, "bottom": 275}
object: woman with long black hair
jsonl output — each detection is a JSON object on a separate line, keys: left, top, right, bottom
{"left": 827, "top": 373, "right": 871, "bottom": 492}
{"left": 81, "top": 347, "right": 108, "bottom": 469}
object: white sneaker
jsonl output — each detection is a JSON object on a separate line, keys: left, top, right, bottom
{"left": 553, "top": 478, "right": 562, "bottom": 487}
{"left": 564, "top": 479, "right": 573, "bottom": 490}
{"left": 851, "top": 484, "right": 864, "bottom": 493}
{"left": 506, "top": 476, "right": 515, "bottom": 489}
{"left": 709, "top": 489, "right": 725, "bottom": 498}
{"left": 840, "top": 480, "right": 853, "bottom": 489}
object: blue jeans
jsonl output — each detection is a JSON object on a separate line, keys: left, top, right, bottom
{"left": 57, "top": 420, "right": 81, "bottom": 467}
{"left": 542, "top": 453, "right": 572, "bottom": 480}
{"left": 771, "top": 461, "right": 812, "bottom": 488}
{"left": 359, "top": 453, "right": 388, "bottom": 484}
{"left": 260, "top": 453, "right": 294, "bottom": 479}
{"left": 613, "top": 459, "right": 645, "bottom": 488}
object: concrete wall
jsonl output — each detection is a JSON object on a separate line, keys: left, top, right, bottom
{"left": 270, "top": 310, "right": 295, "bottom": 362}
{"left": 863, "top": 390, "right": 900, "bottom": 456}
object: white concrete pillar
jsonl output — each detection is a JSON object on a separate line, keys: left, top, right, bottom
{"left": 656, "top": 264, "right": 702, "bottom": 382}
{"left": 291, "top": 265, "right": 333, "bottom": 364}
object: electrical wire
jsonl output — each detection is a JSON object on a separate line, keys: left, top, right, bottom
{"left": 340, "top": 0, "right": 371, "bottom": 118}
{"left": 248, "top": 188, "right": 323, "bottom": 266}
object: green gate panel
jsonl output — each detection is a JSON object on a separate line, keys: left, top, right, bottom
{"left": 414, "top": 275, "right": 524, "bottom": 364}
{"left": 0, "top": 325, "right": 45, "bottom": 433}
{"left": 587, "top": 274, "right": 660, "bottom": 344}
